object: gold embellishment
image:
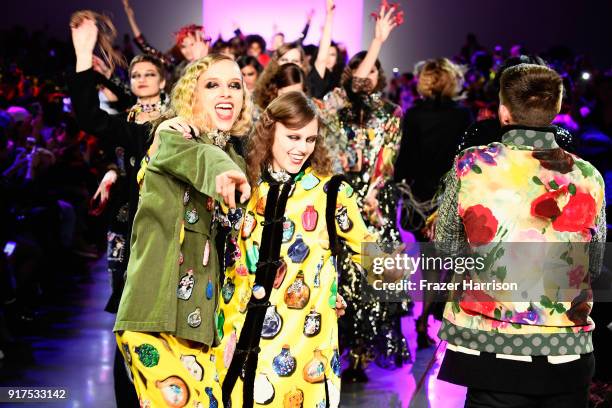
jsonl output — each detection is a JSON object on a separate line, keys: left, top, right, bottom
{"left": 209, "top": 129, "right": 231, "bottom": 148}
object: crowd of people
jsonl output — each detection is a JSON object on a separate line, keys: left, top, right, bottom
{"left": 0, "top": 0, "right": 610, "bottom": 407}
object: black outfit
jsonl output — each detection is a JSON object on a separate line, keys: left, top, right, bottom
{"left": 99, "top": 73, "right": 135, "bottom": 113}
{"left": 394, "top": 97, "right": 472, "bottom": 341}
{"left": 68, "top": 68, "right": 151, "bottom": 408}
{"left": 440, "top": 349, "right": 593, "bottom": 408}
{"left": 464, "top": 387, "right": 589, "bottom": 408}
{"left": 68, "top": 68, "right": 152, "bottom": 280}
{"left": 394, "top": 97, "right": 473, "bottom": 204}
{"left": 306, "top": 68, "right": 332, "bottom": 100}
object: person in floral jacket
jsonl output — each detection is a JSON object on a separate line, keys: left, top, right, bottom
{"left": 435, "top": 63, "right": 606, "bottom": 407}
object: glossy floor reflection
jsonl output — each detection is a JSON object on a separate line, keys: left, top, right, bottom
{"left": 0, "top": 257, "right": 116, "bottom": 407}
{"left": 0, "top": 256, "right": 468, "bottom": 407}
{"left": 342, "top": 303, "right": 466, "bottom": 408}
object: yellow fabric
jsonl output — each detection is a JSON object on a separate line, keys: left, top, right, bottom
{"left": 116, "top": 330, "right": 222, "bottom": 408}
{"left": 216, "top": 168, "right": 374, "bottom": 407}
{"left": 136, "top": 147, "right": 151, "bottom": 189}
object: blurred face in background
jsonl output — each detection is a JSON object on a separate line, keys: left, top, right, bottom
{"left": 248, "top": 42, "right": 262, "bottom": 57}
{"left": 240, "top": 64, "right": 259, "bottom": 91}
{"left": 271, "top": 33, "right": 284, "bottom": 51}
{"left": 278, "top": 48, "right": 303, "bottom": 68}
{"left": 325, "top": 46, "right": 338, "bottom": 70}
{"left": 130, "top": 61, "right": 165, "bottom": 99}
{"left": 180, "top": 34, "right": 197, "bottom": 61}
{"left": 218, "top": 47, "right": 235, "bottom": 60}
{"left": 277, "top": 82, "right": 304, "bottom": 96}
{"left": 180, "top": 33, "right": 211, "bottom": 62}
{"left": 353, "top": 65, "right": 379, "bottom": 91}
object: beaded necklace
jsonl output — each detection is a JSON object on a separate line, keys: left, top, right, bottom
{"left": 127, "top": 100, "right": 165, "bottom": 123}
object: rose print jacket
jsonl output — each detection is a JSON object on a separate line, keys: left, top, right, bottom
{"left": 435, "top": 126, "right": 606, "bottom": 356}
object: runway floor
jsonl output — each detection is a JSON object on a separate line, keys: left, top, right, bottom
{"left": 0, "top": 256, "right": 467, "bottom": 408}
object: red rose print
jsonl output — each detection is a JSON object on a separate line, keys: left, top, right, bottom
{"left": 530, "top": 191, "right": 562, "bottom": 219}
{"left": 566, "top": 289, "right": 592, "bottom": 326}
{"left": 462, "top": 205, "right": 499, "bottom": 245}
{"left": 553, "top": 192, "right": 597, "bottom": 232}
{"left": 567, "top": 265, "right": 585, "bottom": 289}
{"left": 460, "top": 289, "right": 497, "bottom": 316}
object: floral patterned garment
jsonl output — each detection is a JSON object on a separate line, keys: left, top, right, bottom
{"left": 216, "top": 167, "right": 373, "bottom": 407}
{"left": 319, "top": 84, "right": 410, "bottom": 367}
{"left": 322, "top": 86, "right": 402, "bottom": 204}
{"left": 436, "top": 127, "right": 606, "bottom": 352}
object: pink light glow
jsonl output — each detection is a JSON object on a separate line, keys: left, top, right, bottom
{"left": 203, "top": 0, "right": 364, "bottom": 57}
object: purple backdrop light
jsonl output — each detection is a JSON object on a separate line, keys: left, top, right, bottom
{"left": 203, "top": 0, "right": 364, "bottom": 57}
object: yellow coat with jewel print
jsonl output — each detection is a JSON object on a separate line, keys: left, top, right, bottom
{"left": 216, "top": 167, "right": 374, "bottom": 407}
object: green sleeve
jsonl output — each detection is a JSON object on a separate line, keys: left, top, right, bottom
{"left": 589, "top": 196, "right": 607, "bottom": 280}
{"left": 434, "top": 162, "right": 468, "bottom": 256}
{"left": 149, "top": 130, "right": 243, "bottom": 201}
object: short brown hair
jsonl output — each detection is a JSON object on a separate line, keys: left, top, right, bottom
{"left": 416, "top": 58, "right": 464, "bottom": 98}
{"left": 273, "top": 43, "right": 305, "bottom": 66}
{"left": 499, "top": 63, "right": 563, "bottom": 126}
{"left": 341, "top": 50, "right": 387, "bottom": 93}
{"left": 254, "top": 63, "right": 306, "bottom": 109}
{"left": 129, "top": 54, "right": 166, "bottom": 78}
{"left": 246, "top": 92, "right": 331, "bottom": 185}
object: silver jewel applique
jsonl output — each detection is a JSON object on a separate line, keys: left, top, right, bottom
{"left": 209, "top": 129, "right": 231, "bottom": 148}
{"left": 187, "top": 307, "right": 202, "bottom": 327}
{"left": 267, "top": 164, "right": 291, "bottom": 183}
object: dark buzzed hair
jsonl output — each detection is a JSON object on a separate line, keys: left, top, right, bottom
{"left": 499, "top": 63, "right": 563, "bottom": 127}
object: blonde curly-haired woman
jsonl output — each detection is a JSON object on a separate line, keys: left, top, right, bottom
{"left": 114, "top": 53, "right": 252, "bottom": 408}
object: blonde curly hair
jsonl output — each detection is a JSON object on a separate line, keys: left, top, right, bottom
{"left": 415, "top": 58, "right": 465, "bottom": 99}
{"left": 166, "top": 53, "right": 253, "bottom": 136}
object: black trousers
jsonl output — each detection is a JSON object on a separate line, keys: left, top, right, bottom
{"left": 465, "top": 387, "right": 589, "bottom": 408}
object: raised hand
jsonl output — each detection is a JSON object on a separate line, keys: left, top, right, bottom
{"left": 191, "top": 31, "right": 209, "bottom": 61}
{"left": 215, "top": 170, "right": 251, "bottom": 209}
{"left": 382, "top": 243, "right": 407, "bottom": 282}
{"left": 374, "top": 4, "right": 399, "bottom": 43}
{"left": 122, "top": 0, "right": 135, "bottom": 20}
{"left": 306, "top": 8, "right": 315, "bottom": 23}
{"left": 156, "top": 117, "right": 200, "bottom": 140}
{"left": 70, "top": 16, "right": 98, "bottom": 58}
{"left": 122, "top": 0, "right": 142, "bottom": 38}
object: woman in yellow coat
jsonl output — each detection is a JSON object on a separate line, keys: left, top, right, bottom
{"left": 217, "top": 92, "right": 375, "bottom": 408}
{"left": 114, "top": 53, "right": 252, "bottom": 408}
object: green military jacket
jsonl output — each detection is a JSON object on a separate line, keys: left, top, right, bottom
{"left": 114, "top": 130, "right": 245, "bottom": 346}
